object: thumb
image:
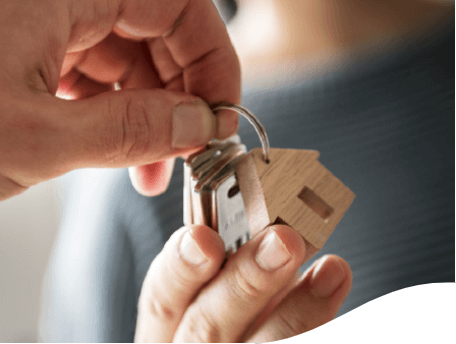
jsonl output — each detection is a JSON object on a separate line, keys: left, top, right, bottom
{"left": 59, "top": 89, "right": 224, "bottom": 169}
{"left": 245, "top": 255, "right": 352, "bottom": 342}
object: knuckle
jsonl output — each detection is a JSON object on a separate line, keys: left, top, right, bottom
{"left": 144, "top": 297, "right": 176, "bottom": 323}
{"left": 226, "top": 262, "right": 262, "bottom": 301}
{"left": 182, "top": 304, "right": 223, "bottom": 342}
{"left": 139, "top": 264, "right": 177, "bottom": 322}
{"left": 120, "top": 95, "right": 152, "bottom": 160}
{"left": 276, "top": 309, "right": 311, "bottom": 338}
{"left": 106, "top": 93, "right": 152, "bottom": 163}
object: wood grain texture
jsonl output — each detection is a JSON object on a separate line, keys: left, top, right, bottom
{"left": 237, "top": 147, "right": 355, "bottom": 249}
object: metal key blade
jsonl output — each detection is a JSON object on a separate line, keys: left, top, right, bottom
{"left": 213, "top": 174, "right": 251, "bottom": 255}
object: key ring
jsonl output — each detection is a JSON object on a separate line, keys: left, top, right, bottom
{"left": 210, "top": 102, "right": 270, "bottom": 163}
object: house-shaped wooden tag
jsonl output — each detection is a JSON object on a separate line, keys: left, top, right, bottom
{"left": 235, "top": 147, "right": 355, "bottom": 255}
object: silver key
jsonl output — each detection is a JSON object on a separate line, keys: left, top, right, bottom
{"left": 183, "top": 103, "right": 355, "bottom": 260}
{"left": 183, "top": 135, "right": 251, "bottom": 256}
{"left": 184, "top": 103, "right": 270, "bottom": 257}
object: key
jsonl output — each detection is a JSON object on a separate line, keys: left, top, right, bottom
{"left": 184, "top": 135, "right": 251, "bottom": 257}
{"left": 183, "top": 103, "right": 355, "bottom": 259}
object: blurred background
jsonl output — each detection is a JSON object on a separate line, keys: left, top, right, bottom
{"left": 0, "top": 0, "right": 454, "bottom": 342}
{"left": 0, "top": 180, "right": 63, "bottom": 342}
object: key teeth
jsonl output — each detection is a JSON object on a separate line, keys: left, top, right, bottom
{"left": 187, "top": 135, "right": 242, "bottom": 172}
{"left": 194, "top": 145, "right": 245, "bottom": 192}
{"left": 227, "top": 231, "right": 252, "bottom": 255}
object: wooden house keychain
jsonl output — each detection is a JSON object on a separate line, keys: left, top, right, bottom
{"left": 183, "top": 103, "right": 355, "bottom": 260}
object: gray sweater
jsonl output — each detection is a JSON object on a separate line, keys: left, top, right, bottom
{"left": 40, "top": 21, "right": 454, "bottom": 342}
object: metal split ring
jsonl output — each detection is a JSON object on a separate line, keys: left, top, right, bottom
{"left": 210, "top": 102, "right": 270, "bottom": 163}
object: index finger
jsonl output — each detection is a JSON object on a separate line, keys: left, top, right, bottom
{"left": 135, "top": 225, "right": 225, "bottom": 342}
{"left": 113, "top": 0, "right": 241, "bottom": 104}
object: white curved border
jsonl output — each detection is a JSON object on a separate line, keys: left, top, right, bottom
{"left": 279, "top": 283, "right": 455, "bottom": 343}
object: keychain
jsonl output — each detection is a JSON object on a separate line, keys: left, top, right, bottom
{"left": 183, "top": 103, "right": 355, "bottom": 259}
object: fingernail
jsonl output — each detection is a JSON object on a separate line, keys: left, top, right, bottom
{"left": 215, "top": 110, "right": 238, "bottom": 140}
{"left": 172, "top": 101, "right": 215, "bottom": 149}
{"left": 179, "top": 231, "right": 209, "bottom": 266}
{"left": 310, "top": 255, "right": 345, "bottom": 298}
{"left": 255, "top": 231, "right": 292, "bottom": 271}
{"left": 115, "top": 20, "right": 148, "bottom": 38}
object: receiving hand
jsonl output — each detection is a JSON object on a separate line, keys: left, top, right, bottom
{"left": 135, "top": 225, "right": 352, "bottom": 342}
{"left": 0, "top": 0, "right": 240, "bottom": 201}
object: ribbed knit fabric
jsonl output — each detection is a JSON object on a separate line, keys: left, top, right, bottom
{"left": 40, "top": 22, "right": 454, "bottom": 342}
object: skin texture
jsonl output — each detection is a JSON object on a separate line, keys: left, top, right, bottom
{"left": 134, "top": 1, "right": 452, "bottom": 339}
{"left": 0, "top": 0, "right": 353, "bottom": 340}
{"left": 3, "top": 0, "right": 450, "bottom": 341}
{"left": 135, "top": 225, "right": 352, "bottom": 342}
{"left": 0, "top": 0, "right": 240, "bottom": 200}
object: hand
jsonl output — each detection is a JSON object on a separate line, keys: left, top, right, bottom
{"left": 0, "top": 0, "right": 240, "bottom": 201}
{"left": 135, "top": 225, "right": 352, "bottom": 342}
